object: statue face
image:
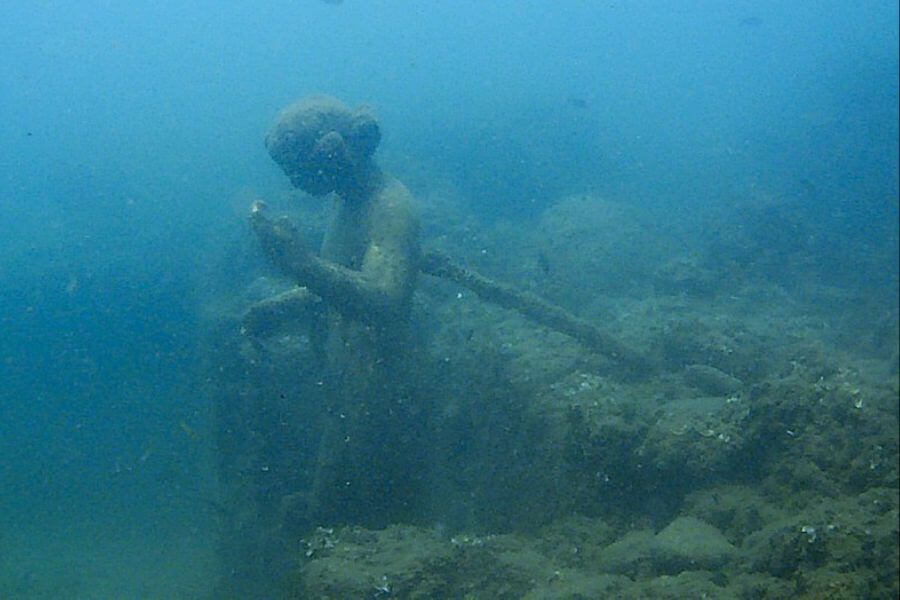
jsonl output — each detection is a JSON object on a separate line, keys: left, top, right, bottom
{"left": 288, "top": 130, "right": 350, "bottom": 195}
{"left": 266, "top": 96, "right": 380, "bottom": 196}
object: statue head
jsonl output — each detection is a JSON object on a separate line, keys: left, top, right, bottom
{"left": 265, "top": 95, "right": 381, "bottom": 196}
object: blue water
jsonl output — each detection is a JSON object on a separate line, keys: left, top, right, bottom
{"left": 1, "top": 1, "right": 897, "bottom": 597}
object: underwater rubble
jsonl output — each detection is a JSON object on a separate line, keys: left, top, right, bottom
{"left": 212, "top": 192, "right": 898, "bottom": 598}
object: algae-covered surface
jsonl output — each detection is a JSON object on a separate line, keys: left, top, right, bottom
{"left": 213, "top": 191, "right": 898, "bottom": 598}
{"left": 2, "top": 3, "right": 896, "bottom": 599}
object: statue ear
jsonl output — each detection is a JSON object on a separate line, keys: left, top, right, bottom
{"left": 349, "top": 109, "right": 381, "bottom": 158}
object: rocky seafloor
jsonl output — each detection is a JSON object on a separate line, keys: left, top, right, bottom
{"left": 218, "top": 191, "right": 898, "bottom": 598}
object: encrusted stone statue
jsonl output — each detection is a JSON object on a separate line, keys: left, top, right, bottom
{"left": 245, "top": 95, "right": 424, "bottom": 527}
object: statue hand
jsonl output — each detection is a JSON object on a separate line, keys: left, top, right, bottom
{"left": 249, "top": 201, "right": 313, "bottom": 274}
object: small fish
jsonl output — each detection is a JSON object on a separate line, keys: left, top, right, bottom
{"left": 536, "top": 251, "right": 551, "bottom": 276}
{"left": 179, "top": 419, "right": 201, "bottom": 441}
{"left": 65, "top": 274, "right": 79, "bottom": 295}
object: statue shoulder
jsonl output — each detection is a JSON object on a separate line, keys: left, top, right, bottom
{"left": 377, "top": 175, "right": 414, "bottom": 205}
{"left": 372, "top": 176, "right": 418, "bottom": 223}
{"left": 369, "top": 175, "right": 419, "bottom": 246}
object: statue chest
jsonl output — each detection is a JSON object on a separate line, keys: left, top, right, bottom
{"left": 320, "top": 203, "right": 372, "bottom": 269}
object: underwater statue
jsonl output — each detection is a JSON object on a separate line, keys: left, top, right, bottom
{"left": 246, "top": 95, "right": 423, "bottom": 528}
{"left": 243, "top": 94, "right": 649, "bottom": 531}
{"left": 249, "top": 95, "right": 419, "bottom": 330}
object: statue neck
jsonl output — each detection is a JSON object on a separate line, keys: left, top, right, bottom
{"left": 335, "top": 162, "right": 383, "bottom": 205}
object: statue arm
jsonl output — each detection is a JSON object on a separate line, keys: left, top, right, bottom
{"left": 250, "top": 193, "right": 418, "bottom": 325}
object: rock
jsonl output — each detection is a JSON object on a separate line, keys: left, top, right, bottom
{"left": 652, "top": 516, "right": 738, "bottom": 573}
{"left": 683, "top": 364, "right": 743, "bottom": 396}
{"left": 296, "top": 526, "right": 542, "bottom": 598}
{"left": 598, "top": 517, "right": 738, "bottom": 577}
{"left": 640, "top": 571, "right": 739, "bottom": 600}
{"left": 598, "top": 529, "right": 656, "bottom": 575}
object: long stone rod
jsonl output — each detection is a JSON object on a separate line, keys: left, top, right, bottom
{"left": 419, "top": 249, "right": 648, "bottom": 371}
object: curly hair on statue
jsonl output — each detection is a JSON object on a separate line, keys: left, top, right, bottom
{"left": 264, "top": 95, "right": 381, "bottom": 196}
